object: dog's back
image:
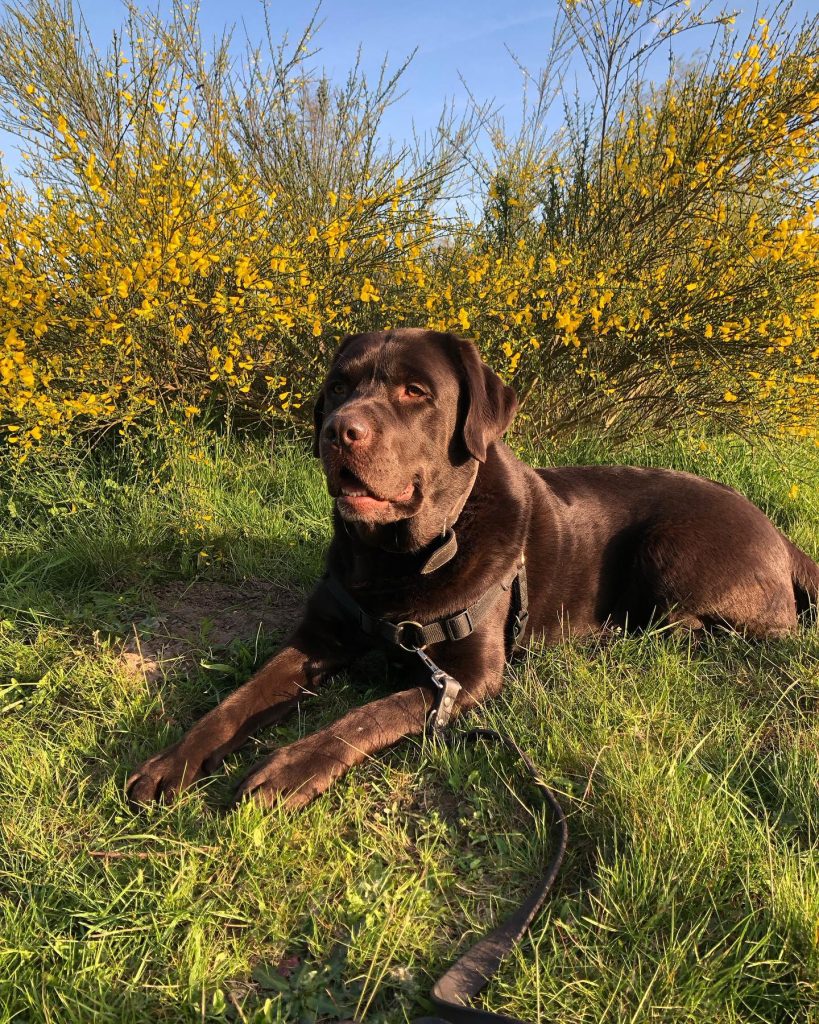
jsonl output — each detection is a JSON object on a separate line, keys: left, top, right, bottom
{"left": 527, "top": 462, "right": 815, "bottom": 637}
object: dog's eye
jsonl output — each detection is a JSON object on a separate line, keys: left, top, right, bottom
{"left": 404, "top": 384, "right": 427, "bottom": 398}
{"left": 329, "top": 381, "right": 347, "bottom": 396}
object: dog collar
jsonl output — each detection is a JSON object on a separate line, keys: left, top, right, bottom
{"left": 418, "top": 461, "right": 479, "bottom": 575}
{"left": 419, "top": 527, "right": 458, "bottom": 574}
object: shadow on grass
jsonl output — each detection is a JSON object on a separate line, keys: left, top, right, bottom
{"left": 0, "top": 526, "right": 326, "bottom": 637}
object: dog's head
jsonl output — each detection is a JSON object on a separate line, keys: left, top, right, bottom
{"left": 313, "top": 329, "right": 517, "bottom": 532}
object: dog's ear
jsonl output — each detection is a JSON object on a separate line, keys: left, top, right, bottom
{"left": 452, "top": 335, "right": 518, "bottom": 462}
{"left": 312, "top": 390, "right": 325, "bottom": 457}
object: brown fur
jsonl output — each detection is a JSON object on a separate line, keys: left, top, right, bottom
{"left": 127, "top": 329, "right": 818, "bottom": 809}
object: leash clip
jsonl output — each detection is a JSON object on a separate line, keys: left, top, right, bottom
{"left": 414, "top": 647, "right": 462, "bottom": 729}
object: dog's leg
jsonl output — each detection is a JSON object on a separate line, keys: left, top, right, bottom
{"left": 126, "top": 622, "right": 352, "bottom": 806}
{"left": 234, "top": 631, "right": 508, "bottom": 809}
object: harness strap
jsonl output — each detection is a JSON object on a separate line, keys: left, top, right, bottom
{"left": 321, "top": 557, "right": 527, "bottom": 654}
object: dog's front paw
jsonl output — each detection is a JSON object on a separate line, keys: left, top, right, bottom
{"left": 233, "top": 742, "right": 333, "bottom": 810}
{"left": 126, "top": 742, "right": 210, "bottom": 808}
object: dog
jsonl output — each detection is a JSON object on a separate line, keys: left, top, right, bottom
{"left": 127, "top": 328, "right": 819, "bottom": 809}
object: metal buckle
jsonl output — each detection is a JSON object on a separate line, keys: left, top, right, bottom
{"left": 395, "top": 620, "right": 426, "bottom": 651}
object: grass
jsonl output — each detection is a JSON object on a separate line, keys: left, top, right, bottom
{"left": 0, "top": 425, "right": 818, "bottom": 1023}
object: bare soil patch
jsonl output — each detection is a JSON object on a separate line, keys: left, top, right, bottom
{"left": 121, "top": 579, "right": 304, "bottom": 681}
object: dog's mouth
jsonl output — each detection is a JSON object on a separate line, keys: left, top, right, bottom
{"left": 334, "top": 466, "right": 415, "bottom": 516}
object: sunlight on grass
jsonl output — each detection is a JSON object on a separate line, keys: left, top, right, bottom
{"left": 0, "top": 428, "right": 817, "bottom": 1021}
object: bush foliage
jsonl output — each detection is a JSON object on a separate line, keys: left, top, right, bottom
{"left": 0, "top": 0, "right": 816, "bottom": 457}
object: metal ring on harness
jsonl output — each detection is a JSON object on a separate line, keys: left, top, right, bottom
{"left": 396, "top": 620, "right": 428, "bottom": 651}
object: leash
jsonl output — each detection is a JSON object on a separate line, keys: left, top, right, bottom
{"left": 318, "top": 555, "right": 569, "bottom": 1023}
{"left": 412, "top": 726, "right": 568, "bottom": 1024}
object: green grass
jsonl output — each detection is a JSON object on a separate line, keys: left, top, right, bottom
{"left": 0, "top": 426, "right": 818, "bottom": 1023}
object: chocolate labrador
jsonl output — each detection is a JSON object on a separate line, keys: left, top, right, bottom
{"left": 127, "top": 328, "right": 819, "bottom": 809}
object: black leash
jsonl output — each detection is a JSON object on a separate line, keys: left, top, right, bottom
{"left": 318, "top": 556, "right": 567, "bottom": 1022}
{"left": 413, "top": 727, "right": 568, "bottom": 1024}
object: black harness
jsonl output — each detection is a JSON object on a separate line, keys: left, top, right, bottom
{"left": 319, "top": 555, "right": 529, "bottom": 727}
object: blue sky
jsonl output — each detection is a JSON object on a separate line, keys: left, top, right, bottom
{"left": 0, "top": 0, "right": 570, "bottom": 177}
{"left": 52, "top": 1, "right": 568, "bottom": 145}
{"left": 1, "top": 0, "right": 818, "bottom": 175}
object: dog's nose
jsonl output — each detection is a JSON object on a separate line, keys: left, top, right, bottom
{"left": 323, "top": 414, "right": 370, "bottom": 447}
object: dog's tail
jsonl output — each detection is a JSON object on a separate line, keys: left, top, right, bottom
{"left": 786, "top": 537, "right": 819, "bottom": 620}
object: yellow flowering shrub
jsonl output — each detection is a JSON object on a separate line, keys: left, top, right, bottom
{"left": 0, "top": 0, "right": 816, "bottom": 458}
{"left": 401, "top": 3, "right": 819, "bottom": 438}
